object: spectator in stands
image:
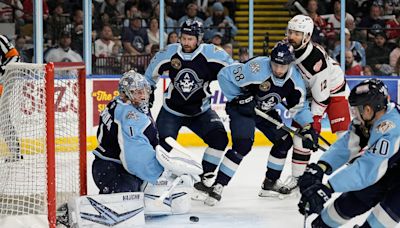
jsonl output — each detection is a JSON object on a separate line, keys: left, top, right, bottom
{"left": 147, "top": 17, "right": 167, "bottom": 48}
{"left": 14, "top": 35, "right": 31, "bottom": 62}
{"left": 94, "top": 24, "right": 115, "bottom": 58}
{"left": 209, "top": 32, "right": 223, "bottom": 47}
{"left": 178, "top": 3, "right": 204, "bottom": 27}
{"left": 362, "top": 65, "right": 375, "bottom": 76}
{"left": 238, "top": 46, "right": 249, "bottom": 63}
{"left": 44, "top": 31, "right": 83, "bottom": 62}
{"left": 23, "top": 0, "right": 49, "bottom": 22}
{"left": 392, "top": 56, "right": 400, "bottom": 76}
{"left": 307, "top": 0, "right": 334, "bottom": 42}
{"left": 358, "top": 3, "right": 386, "bottom": 40}
{"left": 223, "top": 43, "right": 233, "bottom": 58}
{"left": 64, "top": 9, "right": 84, "bottom": 56}
{"left": 167, "top": 31, "right": 179, "bottom": 44}
{"left": 366, "top": 32, "right": 393, "bottom": 75}
{"left": 47, "top": 3, "right": 70, "bottom": 46}
{"left": 0, "top": 0, "right": 23, "bottom": 23}
{"left": 389, "top": 38, "right": 400, "bottom": 68}
{"left": 153, "top": 2, "right": 177, "bottom": 34}
{"left": 385, "top": 10, "right": 400, "bottom": 42}
{"left": 345, "top": 50, "right": 362, "bottom": 76}
{"left": 123, "top": 2, "right": 147, "bottom": 28}
{"left": 203, "top": 2, "right": 237, "bottom": 43}
{"left": 99, "top": 0, "right": 124, "bottom": 21}
{"left": 332, "top": 28, "right": 366, "bottom": 66}
{"left": 321, "top": 0, "right": 355, "bottom": 35}
{"left": 122, "top": 15, "right": 150, "bottom": 55}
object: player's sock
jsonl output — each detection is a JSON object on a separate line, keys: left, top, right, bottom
{"left": 204, "top": 183, "right": 224, "bottom": 206}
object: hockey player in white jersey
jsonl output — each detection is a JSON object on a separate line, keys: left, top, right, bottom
{"left": 284, "top": 15, "right": 351, "bottom": 192}
{"left": 298, "top": 79, "right": 400, "bottom": 228}
{"left": 198, "top": 42, "right": 318, "bottom": 206}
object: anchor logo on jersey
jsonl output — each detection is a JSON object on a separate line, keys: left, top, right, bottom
{"left": 174, "top": 68, "right": 203, "bottom": 100}
{"left": 257, "top": 93, "right": 282, "bottom": 112}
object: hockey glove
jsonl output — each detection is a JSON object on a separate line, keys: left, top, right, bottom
{"left": 298, "top": 182, "right": 332, "bottom": 215}
{"left": 312, "top": 115, "right": 322, "bottom": 134}
{"left": 298, "top": 163, "right": 325, "bottom": 192}
{"left": 149, "top": 86, "right": 155, "bottom": 108}
{"left": 300, "top": 125, "right": 319, "bottom": 152}
{"left": 229, "top": 93, "right": 256, "bottom": 117}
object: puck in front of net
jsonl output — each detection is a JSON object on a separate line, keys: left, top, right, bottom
{"left": 189, "top": 216, "right": 199, "bottom": 222}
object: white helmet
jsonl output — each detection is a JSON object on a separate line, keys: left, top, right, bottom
{"left": 287, "top": 15, "right": 314, "bottom": 50}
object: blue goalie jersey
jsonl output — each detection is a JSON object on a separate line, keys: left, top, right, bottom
{"left": 92, "top": 98, "right": 163, "bottom": 184}
{"left": 145, "top": 43, "right": 234, "bottom": 116}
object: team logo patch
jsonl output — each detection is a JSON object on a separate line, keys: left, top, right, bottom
{"left": 257, "top": 93, "right": 282, "bottom": 112}
{"left": 313, "top": 59, "right": 323, "bottom": 72}
{"left": 376, "top": 120, "right": 395, "bottom": 134}
{"left": 174, "top": 68, "right": 204, "bottom": 100}
{"left": 126, "top": 111, "right": 138, "bottom": 120}
{"left": 259, "top": 81, "right": 271, "bottom": 92}
{"left": 171, "top": 58, "right": 182, "bottom": 70}
{"left": 250, "top": 62, "right": 261, "bottom": 73}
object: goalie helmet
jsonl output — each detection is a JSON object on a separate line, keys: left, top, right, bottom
{"left": 180, "top": 19, "right": 204, "bottom": 43}
{"left": 270, "top": 42, "right": 295, "bottom": 65}
{"left": 349, "top": 79, "right": 389, "bottom": 112}
{"left": 118, "top": 70, "right": 151, "bottom": 113}
{"left": 287, "top": 15, "right": 314, "bottom": 50}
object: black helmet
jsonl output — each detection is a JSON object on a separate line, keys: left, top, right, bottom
{"left": 180, "top": 19, "right": 204, "bottom": 41}
{"left": 270, "top": 42, "right": 295, "bottom": 65}
{"left": 349, "top": 79, "right": 389, "bottom": 112}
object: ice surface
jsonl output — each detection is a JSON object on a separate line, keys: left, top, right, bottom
{"left": 0, "top": 147, "right": 384, "bottom": 227}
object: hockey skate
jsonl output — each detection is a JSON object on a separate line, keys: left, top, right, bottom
{"left": 56, "top": 203, "right": 70, "bottom": 227}
{"left": 204, "top": 183, "right": 223, "bottom": 206}
{"left": 258, "top": 177, "right": 289, "bottom": 198}
{"left": 280, "top": 176, "right": 300, "bottom": 198}
{"left": 192, "top": 172, "right": 215, "bottom": 201}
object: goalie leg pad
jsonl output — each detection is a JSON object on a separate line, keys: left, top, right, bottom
{"left": 67, "top": 192, "right": 145, "bottom": 227}
{"left": 143, "top": 173, "right": 193, "bottom": 215}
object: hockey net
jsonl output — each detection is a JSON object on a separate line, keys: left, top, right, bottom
{"left": 0, "top": 62, "right": 87, "bottom": 227}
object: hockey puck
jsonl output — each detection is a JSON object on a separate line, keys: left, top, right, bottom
{"left": 189, "top": 216, "right": 199, "bottom": 222}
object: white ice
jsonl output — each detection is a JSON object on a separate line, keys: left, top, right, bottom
{"left": 0, "top": 147, "right": 379, "bottom": 227}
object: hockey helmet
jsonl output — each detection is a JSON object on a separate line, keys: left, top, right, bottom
{"left": 287, "top": 15, "right": 314, "bottom": 49}
{"left": 349, "top": 79, "right": 389, "bottom": 112}
{"left": 180, "top": 19, "right": 204, "bottom": 42}
{"left": 270, "top": 42, "right": 295, "bottom": 65}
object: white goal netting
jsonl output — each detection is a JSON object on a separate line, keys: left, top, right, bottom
{"left": 0, "top": 63, "right": 86, "bottom": 219}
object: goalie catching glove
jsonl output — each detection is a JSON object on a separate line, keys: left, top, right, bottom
{"left": 155, "top": 145, "right": 202, "bottom": 182}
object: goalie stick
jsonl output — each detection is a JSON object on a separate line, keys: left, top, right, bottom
{"left": 255, "top": 108, "right": 327, "bottom": 152}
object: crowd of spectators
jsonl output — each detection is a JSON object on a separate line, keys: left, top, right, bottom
{"left": 5, "top": 0, "right": 400, "bottom": 76}
{"left": 0, "top": 0, "right": 238, "bottom": 74}
{"left": 296, "top": 0, "right": 400, "bottom": 76}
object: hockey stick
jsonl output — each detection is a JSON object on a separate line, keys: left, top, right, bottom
{"left": 255, "top": 108, "right": 327, "bottom": 152}
{"left": 303, "top": 202, "right": 310, "bottom": 228}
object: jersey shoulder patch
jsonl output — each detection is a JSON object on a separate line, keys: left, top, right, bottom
{"left": 301, "top": 46, "right": 328, "bottom": 75}
{"left": 375, "top": 120, "right": 395, "bottom": 134}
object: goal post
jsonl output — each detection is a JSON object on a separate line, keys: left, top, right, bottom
{"left": 0, "top": 62, "right": 87, "bottom": 228}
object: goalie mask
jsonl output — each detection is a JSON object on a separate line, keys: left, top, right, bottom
{"left": 118, "top": 70, "right": 151, "bottom": 114}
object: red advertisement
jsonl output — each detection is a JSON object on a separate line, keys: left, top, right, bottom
{"left": 92, "top": 80, "right": 119, "bottom": 127}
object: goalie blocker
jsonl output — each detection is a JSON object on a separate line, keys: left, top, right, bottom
{"left": 66, "top": 138, "right": 202, "bottom": 227}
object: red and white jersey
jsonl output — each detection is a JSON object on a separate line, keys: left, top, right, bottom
{"left": 294, "top": 42, "right": 348, "bottom": 116}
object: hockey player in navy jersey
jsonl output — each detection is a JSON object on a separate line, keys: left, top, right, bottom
{"left": 144, "top": 19, "right": 234, "bottom": 191}
{"left": 298, "top": 79, "right": 400, "bottom": 228}
{"left": 198, "top": 42, "right": 319, "bottom": 206}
